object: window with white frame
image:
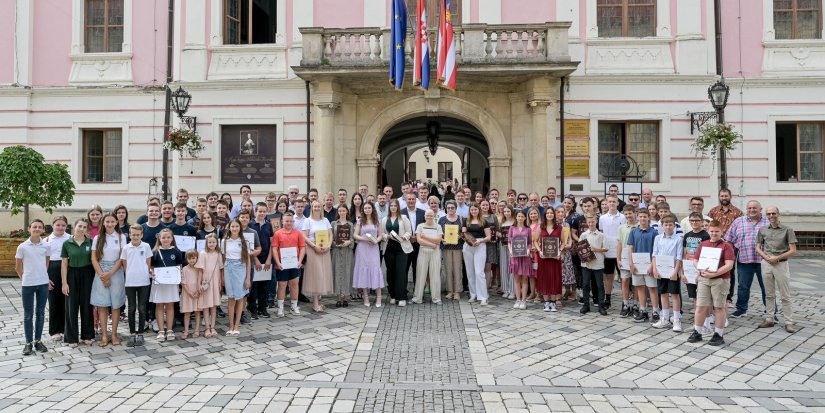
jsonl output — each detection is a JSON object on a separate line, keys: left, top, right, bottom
{"left": 596, "top": 0, "right": 656, "bottom": 37}
{"left": 598, "top": 121, "right": 659, "bottom": 182}
{"left": 776, "top": 122, "right": 824, "bottom": 181}
{"left": 438, "top": 161, "right": 453, "bottom": 182}
{"left": 224, "top": 0, "right": 279, "bottom": 44}
{"left": 84, "top": 0, "right": 124, "bottom": 52}
{"left": 773, "top": 0, "right": 822, "bottom": 40}
{"left": 82, "top": 129, "right": 122, "bottom": 183}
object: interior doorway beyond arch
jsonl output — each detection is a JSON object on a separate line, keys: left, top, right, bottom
{"left": 379, "top": 116, "right": 490, "bottom": 196}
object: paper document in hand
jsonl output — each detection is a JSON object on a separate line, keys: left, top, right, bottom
{"left": 683, "top": 260, "right": 699, "bottom": 284}
{"left": 154, "top": 267, "right": 182, "bottom": 285}
{"left": 243, "top": 233, "right": 255, "bottom": 252}
{"left": 174, "top": 236, "right": 196, "bottom": 253}
{"left": 655, "top": 255, "right": 675, "bottom": 278}
{"left": 280, "top": 247, "right": 299, "bottom": 269}
{"left": 196, "top": 239, "right": 206, "bottom": 252}
{"left": 253, "top": 268, "right": 271, "bottom": 281}
{"left": 605, "top": 238, "right": 618, "bottom": 258}
{"left": 620, "top": 248, "right": 630, "bottom": 271}
{"left": 696, "top": 247, "right": 722, "bottom": 271}
{"left": 315, "top": 230, "right": 330, "bottom": 249}
{"left": 631, "top": 253, "right": 651, "bottom": 275}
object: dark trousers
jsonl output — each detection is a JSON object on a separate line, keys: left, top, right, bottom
{"left": 581, "top": 267, "right": 605, "bottom": 308}
{"left": 247, "top": 280, "right": 269, "bottom": 314}
{"left": 64, "top": 265, "right": 95, "bottom": 343}
{"left": 385, "top": 249, "right": 408, "bottom": 300}
{"left": 404, "top": 243, "right": 420, "bottom": 288}
{"left": 735, "top": 262, "right": 767, "bottom": 313}
{"left": 22, "top": 283, "right": 48, "bottom": 343}
{"left": 47, "top": 261, "right": 64, "bottom": 336}
{"left": 126, "top": 286, "right": 150, "bottom": 334}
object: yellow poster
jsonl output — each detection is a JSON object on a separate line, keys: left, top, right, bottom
{"left": 315, "top": 230, "right": 330, "bottom": 249}
{"left": 564, "top": 119, "right": 590, "bottom": 137}
{"left": 564, "top": 160, "right": 590, "bottom": 177}
{"left": 444, "top": 224, "right": 459, "bottom": 245}
{"left": 564, "top": 140, "right": 589, "bottom": 157}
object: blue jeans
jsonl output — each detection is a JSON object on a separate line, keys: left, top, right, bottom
{"left": 22, "top": 283, "right": 49, "bottom": 343}
{"left": 735, "top": 262, "right": 767, "bottom": 313}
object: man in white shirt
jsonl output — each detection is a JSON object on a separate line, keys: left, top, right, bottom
{"left": 376, "top": 193, "right": 389, "bottom": 221}
{"left": 546, "top": 186, "right": 563, "bottom": 209}
{"left": 416, "top": 184, "right": 430, "bottom": 210}
{"left": 680, "top": 197, "right": 712, "bottom": 230}
{"left": 15, "top": 219, "right": 50, "bottom": 355}
{"left": 397, "top": 182, "right": 411, "bottom": 205}
{"left": 455, "top": 191, "right": 469, "bottom": 219}
{"left": 640, "top": 187, "right": 654, "bottom": 209}
{"left": 598, "top": 195, "right": 627, "bottom": 309}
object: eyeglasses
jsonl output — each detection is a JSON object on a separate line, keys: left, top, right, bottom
{"left": 689, "top": 219, "right": 701, "bottom": 222}
{"left": 518, "top": 197, "right": 527, "bottom": 200}
{"left": 690, "top": 203, "right": 703, "bottom": 206}
{"left": 289, "top": 192, "right": 298, "bottom": 195}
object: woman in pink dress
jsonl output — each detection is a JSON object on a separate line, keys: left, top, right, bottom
{"left": 508, "top": 210, "right": 533, "bottom": 310}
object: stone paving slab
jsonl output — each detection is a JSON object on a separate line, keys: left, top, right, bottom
{"left": 0, "top": 258, "right": 823, "bottom": 411}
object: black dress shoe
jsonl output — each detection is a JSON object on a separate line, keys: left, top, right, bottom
{"left": 217, "top": 306, "right": 226, "bottom": 318}
{"left": 298, "top": 295, "right": 310, "bottom": 303}
{"left": 342, "top": 301, "right": 349, "bottom": 307}
{"left": 259, "top": 310, "right": 271, "bottom": 318}
{"left": 599, "top": 306, "right": 608, "bottom": 316}
{"left": 22, "top": 343, "right": 33, "bottom": 356}
{"left": 251, "top": 312, "right": 259, "bottom": 320}
{"left": 580, "top": 306, "right": 590, "bottom": 314}
{"left": 240, "top": 313, "right": 251, "bottom": 324}
{"left": 335, "top": 301, "right": 342, "bottom": 308}
{"left": 34, "top": 341, "right": 48, "bottom": 353}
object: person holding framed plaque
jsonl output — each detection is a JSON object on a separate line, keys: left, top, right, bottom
{"left": 508, "top": 210, "right": 533, "bottom": 309}
{"left": 526, "top": 207, "right": 542, "bottom": 303}
{"left": 302, "top": 200, "right": 334, "bottom": 313}
{"left": 462, "top": 203, "right": 492, "bottom": 306}
{"left": 331, "top": 206, "right": 354, "bottom": 308}
{"left": 439, "top": 200, "right": 464, "bottom": 300}
{"left": 497, "top": 203, "right": 515, "bottom": 300}
{"left": 481, "top": 200, "right": 500, "bottom": 293}
{"left": 149, "top": 229, "right": 184, "bottom": 341}
{"left": 536, "top": 208, "right": 563, "bottom": 312}
{"left": 579, "top": 215, "right": 608, "bottom": 316}
{"left": 556, "top": 206, "right": 575, "bottom": 309}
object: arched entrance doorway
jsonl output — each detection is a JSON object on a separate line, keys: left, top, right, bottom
{"left": 379, "top": 117, "right": 490, "bottom": 195}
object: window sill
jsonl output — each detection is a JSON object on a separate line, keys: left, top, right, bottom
{"left": 69, "top": 52, "right": 133, "bottom": 85}
{"left": 586, "top": 37, "right": 672, "bottom": 45}
{"left": 208, "top": 44, "right": 288, "bottom": 80}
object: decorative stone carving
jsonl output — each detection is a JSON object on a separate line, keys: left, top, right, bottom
{"left": 763, "top": 41, "right": 825, "bottom": 76}
{"left": 585, "top": 39, "right": 674, "bottom": 74}
{"left": 208, "top": 45, "right": 288, "bottom": 80}
{"left": 69, "top": 53, "right": 133, "bottom": 85}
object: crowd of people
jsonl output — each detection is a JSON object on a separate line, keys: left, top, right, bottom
{"left": 13, "top": 182, "right": 799, "bottom": 355}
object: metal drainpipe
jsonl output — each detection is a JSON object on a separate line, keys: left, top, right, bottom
{"left": 161, "top": 0, "right": 174, "bottom": 201}
{"left": 559, "top": 77, "right": 566, "bottom": 196}
{"left": 306, "top": 81, "right": 311, "bottom": 193}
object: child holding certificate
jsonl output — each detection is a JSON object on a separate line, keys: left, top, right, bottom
{"left": 149, "top": 229, "right": 183, "bottom": 342}
{"left": 579, "top": 215, "right": 609, "bottom": 316}
{"left": 651, "top": 216, "right": 684, "bottom": 332}
{"left": 687, "top": 220, "right": 735, "bottom": 346}
{"left": 270, "top": 213, "right": 306, "bottom": 318}
{"left": 627, "top": 208, "right": 659, "bottom": 324}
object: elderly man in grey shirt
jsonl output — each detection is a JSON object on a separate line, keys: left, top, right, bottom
{"left": 755, "top": 206, "right": 798, "bottom": 333}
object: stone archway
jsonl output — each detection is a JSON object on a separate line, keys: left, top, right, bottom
{"left": 356, "top": 95, "right": 511, "bottom": 192}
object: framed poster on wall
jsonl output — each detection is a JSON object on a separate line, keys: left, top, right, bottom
{"left": 221, "top": 125, "right": 277, "bottom": 184}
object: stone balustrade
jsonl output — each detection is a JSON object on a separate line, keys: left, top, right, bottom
{"left": 299, "top": 22, "right": 571, "bottom": 67}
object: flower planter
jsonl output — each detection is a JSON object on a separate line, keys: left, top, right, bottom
{"left": 0, "top": 238, "right": 25, "bottom": 277}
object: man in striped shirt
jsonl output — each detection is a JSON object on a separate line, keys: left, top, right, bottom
{"left": 725, "top": 200, "right": 769, "bottom": 318}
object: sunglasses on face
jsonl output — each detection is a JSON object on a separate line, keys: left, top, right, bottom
{"left": 518, "top": 197, "right": 527, "bottom": 200}
{"left": 628, "top": 198, "right": 639, "bottom": 201}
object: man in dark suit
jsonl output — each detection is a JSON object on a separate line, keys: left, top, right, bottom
{"left": 402, "top": 193, "right": 426, "bottom": 294}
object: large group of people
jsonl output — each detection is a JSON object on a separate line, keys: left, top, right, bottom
{"left": 14, "top": 182, "right": 799, "bottom": 355}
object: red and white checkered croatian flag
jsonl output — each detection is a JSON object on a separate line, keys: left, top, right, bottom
{"left": 413, "top": 0, "right": 430, "bottom": 89}
{"left": 436, "top": 0, "right": 456, "bottom": 90}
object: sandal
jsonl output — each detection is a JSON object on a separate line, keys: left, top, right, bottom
{"left": 156, "top": 331, "right": 166, "bottom": 341}
{"left": 192, "top": 331, "right": 200, "bottom": 338}
{"left": 111, "top": 336, "right": 122, "bottom": 346}
{"left": 181, "top": 332, "right": 189, "bottom": 340}
{"left": 313, "top": 305, "right": 326, "bottom": 313}
{"left": 166, "top": 331, "right": 175, "bottom": 341}
{"left": 231, "top": 330, "right": 240, "bottom": 336}
{"left": 99, "top": 338, "right": 109, "bottom": 347}
{"left": 68, "top": 343, "right": 78, "bottom": 348}
{"left": 225, "top": 330, "right": 233, "bottom": 337}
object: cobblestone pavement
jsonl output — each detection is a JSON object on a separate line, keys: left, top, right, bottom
{"left": 0, "top": 257, "right": 822, "bottom": 412}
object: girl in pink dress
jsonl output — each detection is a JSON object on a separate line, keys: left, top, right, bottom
{"left": 195, "top": 234, "right": 223, "bottom": 338}
{"left": 508, "top": 210, "right": 534, "bottom": 310}
{"left": 180, "top": 250, "right": 201, "bottom": 339}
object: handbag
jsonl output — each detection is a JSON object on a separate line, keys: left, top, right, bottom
{"left": 200, "top": 253, "right": 219, "bottom": 292}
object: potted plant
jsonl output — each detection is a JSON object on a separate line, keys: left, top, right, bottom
{"left": 165, "top": 128, "right": 205, "bottom": 158}
{"left": 0, "top": 229, "right": 30, "bottom": 276}
{"left": 692, "top": 123, "right": 742, "bottom": 159}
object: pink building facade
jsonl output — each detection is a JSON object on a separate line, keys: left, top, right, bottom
{"left": 0, "top": 0, "right": 823, "bottom": 231}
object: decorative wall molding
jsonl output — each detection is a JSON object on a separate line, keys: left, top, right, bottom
{"left": 763, "top": 41, "right": 825, "bottom": 76}
{"left": 69, "top": 53, "right": 134, "bottom": 85}
{"left": 207, "top": 45, "right": 289, "bottom": 80}
{"left": 586, "top": 39, "right": 674, "bottom": 74}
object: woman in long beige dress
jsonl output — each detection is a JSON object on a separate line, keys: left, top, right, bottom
{"left": 302, "top": 200, "right": 334, "bottom": 312}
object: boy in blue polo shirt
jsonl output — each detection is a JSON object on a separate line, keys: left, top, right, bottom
{"left": 627, "top": 209, "right": 659, "bottom": 323}
{"left": 651, "top": 216, "right": 684, "bottom": 331}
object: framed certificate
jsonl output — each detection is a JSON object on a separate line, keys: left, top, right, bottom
{"left": 280, "top": 247, "right": 299, "bottom": 269}
{"left": 335, "top": 223, "right": 352, "bottom": 245}
{"left": 575, "top": 240, "right": 596, "bottom": 262}
{"left": 464, "top": 232, "right": 477, "bottom": 245}
{"left": 499, "top": 226, "right": 509, "bottom": 245}
{"left": 154, "top": 267, "right": 181, "bottom": 285}
{"left": 444, "top": 224, "right": 459, "bottom": 245}
{"left": 541, "top": 237, "right": 561, "bottom": 259}
{"left": 174, "top": 235, "right": 196, "bottom": 252}
{"left": 511, "top": 235, "right": 529, "bottom": 257}
{"left": 271, "top": 217, "right": 281, "bottom": 231}
{"left": 697, "top": 247, "right": 722, "bottom": 271}
{"left": 253, "top": 268, "right": 272, "bottom": 282}
{"left": 315, "top": 230, "right": 330, "bottom": 249}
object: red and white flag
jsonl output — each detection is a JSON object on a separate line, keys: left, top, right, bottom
{"left": 413, "top": 0, "right": 430, "bottom": 89}
{"left": 436, "top": 0, "right": 456, "bottom": 90}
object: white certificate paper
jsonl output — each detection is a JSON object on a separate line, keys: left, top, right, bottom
{"left": 631, "top": 253, "right": 651, "bottom": 275}
{"left": 253, "top": 268, "right": 272, "bottom": 282}
{"left": 243, "top": 233, "right": 256, "bottom": 252}
{"left": 605, "top": 238, "right": 618, "bottom": 258}
{"left": 697, "top": 247, "right": 723, "bottom": 271}
{"left": 196, "top": 239, "right": 206, "bottom": 252}
{"left": 280, "top": 247, "right": 299, "bottom": 269}
{"left": 154, "top": 267, "right": 181, "bottom": 285}
{"left": 620, "top": 248, "right": 631, "bottom": 271}
{"left": 174, "top": 235, "right": 196, "bottom": 252}
{"left": 655, "top": 255, "right": 676, "bottom": 278}
{"left": 683, "top": 260, "right": 699, "bottom": 284}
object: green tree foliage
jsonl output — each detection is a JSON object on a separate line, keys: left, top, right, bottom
{"left": 0, "top": 145, "right": 75, "bottom": 229}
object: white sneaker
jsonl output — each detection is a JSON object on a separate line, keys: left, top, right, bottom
{"left": 508, "top": 294, "right": 516, "bottom": 299}
{"left": 480, "top": 300, "right": 488, "bottom": 306}
{"left": 518, "top": 301, "right": 527, "bottom": 310}
{"left": 398, "top": 300, "right": 406, "bottom": 307}
{"left": 699, "top": 325, "right": 713, "bottom": 335}
{"left": 468, "top": 295, "right": 477, "bottom": 303}
{"left": 513, "top": 301, "right": 520, "bottom": 309}
{"left": 725, "top": 319, "right": 729, "bottom": 328}
{"left": 672, "top": 319, "right": 683, "bottom": 332}
{"left": 277, "top": 307, "right": 285, "bottom": 318}
{"left": 652, "top": 319, "right": 671, "bottom": 329}
{"left": 543, "top": 302, "right": 552, "bottom": 312}
{"left": 151, "top": 320, "right": 159, "bottom": 333}
{"left": 389, "top": 299, "right": 396, "bottom": 305}
{"left": 291, "top": 307, "right": 300, "bottom": 316}
{"left": 550, "top": 302, "right": 558, "bottom": 312}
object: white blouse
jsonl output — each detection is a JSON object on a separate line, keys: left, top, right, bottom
{"left": 46, "top": 232, "right": 70, "bottom": 261}
{"left": 91, "top": 231, "right": 127, "bottom": 262}
{"left": 222, "top": 238, "right": 245, "bottom": 260}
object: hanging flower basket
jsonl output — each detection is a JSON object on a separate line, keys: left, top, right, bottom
{"left": 692, "top": 123, "right": 741, "bottom": 158}
{"left": 164, "top": 128, "right": 205, "bottom": 158}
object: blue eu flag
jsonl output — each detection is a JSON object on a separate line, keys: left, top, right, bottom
{"left": 389, "top": 0, "right": 407, "bottom": 90}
